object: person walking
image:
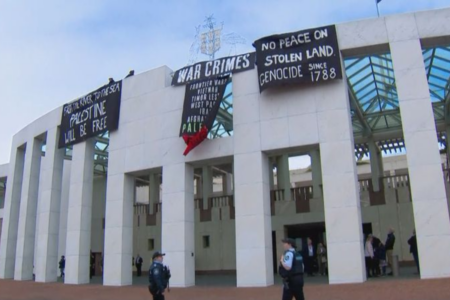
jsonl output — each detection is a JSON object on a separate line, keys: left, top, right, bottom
{"left": 408, "top": 230, "right": 420, "bottom": 275}
{"left": 385, "top": 228, "right": 396, "bottom": 275}
{"left": 279, "top": 238, "right": 305, "bottom": 300}
{"left": 135, "top": 254, "right": 143, "bottom": 277}
{"left": 148, "top": 252, "right": 171, "bottom": 300}
{"left": 58, "top": 255, "right": 65, "bottom": 279}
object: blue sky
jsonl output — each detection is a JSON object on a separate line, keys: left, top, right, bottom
{"left": 0, "top": 0, "right": 449, "bottom": 166}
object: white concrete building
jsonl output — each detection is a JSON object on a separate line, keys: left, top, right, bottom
{"left": 1, "top": 7, "right": 450, "bottom": 288}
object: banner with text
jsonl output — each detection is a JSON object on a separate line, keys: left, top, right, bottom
{"left": 179, "top": 75, "right": 230, "bottom": 155}
{"left": 172, "top": 53, "right": 255, "bottom": 86}
{"left": 253, "top": 25, "right": 342, "bottom": 92}
{"left": 58, "top": 81, "right": 122, "bottom": 148}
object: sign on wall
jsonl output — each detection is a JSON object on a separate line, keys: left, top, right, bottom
{"left": 58, "top": 81, "right": 122, "bottom": 148}
{"left": 253, "top": 25, "right": 342, "bottom": 92}
{"left": 172, "top": 53, "right": 255, "bottom": 86}
{"left": 179, "top": 75, "right": 230, "bottom": 155}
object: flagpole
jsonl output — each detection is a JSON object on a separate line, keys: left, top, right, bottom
{"left": 376, "top": 0, "right": 380, "bottom": 17}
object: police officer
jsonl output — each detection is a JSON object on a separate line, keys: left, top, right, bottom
{"left": 279, "top": 238, "right": 305, "bottom": 300}
{"left": 148, "top": 251, "right": 170, "bottom": 300}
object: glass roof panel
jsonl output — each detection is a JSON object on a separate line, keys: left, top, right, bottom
{"left": 345, "top": 52, "right": 400, "bottom": 134}
{"left": 208, "top": 79, "right": 233, "bottom": 139}
{"left": 423, "top": 46, "right": 450, "bottom": 103}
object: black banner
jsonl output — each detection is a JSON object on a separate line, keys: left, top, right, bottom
{"left": 179, "top": 75, "right": 230, "bottom": 155}
{"left": 172, "top": 53, "right": 255, "bottom": 86}
{"left": 58, "top": 81, "right": 122, "bottom": 148}
{"left": 253, "top": 25, "right": 342, "bottom": 92}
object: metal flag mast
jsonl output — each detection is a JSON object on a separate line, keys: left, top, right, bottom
{"left": 376, "top": 0, "right": 382, "bottom": 17}
{"left": 188, "top": 14, "right": 246, "bottom": 65}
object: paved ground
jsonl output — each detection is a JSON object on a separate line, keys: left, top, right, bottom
{"left": 1, "top": 268, "right": 449, "bottom": 300}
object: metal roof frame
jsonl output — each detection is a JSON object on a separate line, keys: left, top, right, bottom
{"left": 349, "top": 45, "right": 450, "bottom": 157}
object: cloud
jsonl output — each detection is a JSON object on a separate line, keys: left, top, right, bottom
{"left": 0, "top": 0, "right": 449, "bottom": 164}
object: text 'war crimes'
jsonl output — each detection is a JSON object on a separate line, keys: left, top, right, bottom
{"left": 176, "top": 54, "right": 252, "bottom": 84}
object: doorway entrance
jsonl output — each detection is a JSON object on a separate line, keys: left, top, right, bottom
{"left": 285, "top": 222, "right": 326, "bottom": 252}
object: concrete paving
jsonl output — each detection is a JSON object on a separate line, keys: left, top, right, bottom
{"left": 1, "top": 275, "right": 450, "bottom": 300}
{"left": 1, "top": 266, "right": 445, "bottom": 300}
{"left": 81, "top": 266, "right": 420, "bottom": 286}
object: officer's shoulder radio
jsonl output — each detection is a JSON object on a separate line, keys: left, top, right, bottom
{"left": 163, "top": 265, "right": 171, "bottom": 291}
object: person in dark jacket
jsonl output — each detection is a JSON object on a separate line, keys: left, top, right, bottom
{"left": 303, "top": 237, "right": 315, "bottom": 276}
{"left": 371, "top": 236, "right": 381, "bottom": 276}
{"left": 135, "top": 254, "right": 143, "bottom": 277}
{"left": 408, "top": 230, "right": 420, "bottom": 274}
{"left": 385, "top": 228, "right": 396, "bottom": 275}
{"left": 375, "top": 243, "right": 387, "bottom": 276}
{"left": 90, "top": 251, "right": 95, "bottom": 279}
{"left": 149, "top": 251, "right": 170, "bottom": 300}
{"left": 100, "top": 254, "right": 104, "bottom": 276}
{"left": 59, "top": 256, "right": 65, "bottom": 278}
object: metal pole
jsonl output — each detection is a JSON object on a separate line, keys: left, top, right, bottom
{"left": 376, "top": 2, "right": 380, "bottom": 17}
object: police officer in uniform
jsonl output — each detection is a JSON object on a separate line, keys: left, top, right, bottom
{"left": 279, "top": 238, "right": 305, "bottom": 300}
{"left": 148, "top": 251, "right": 171, "bottom": 300}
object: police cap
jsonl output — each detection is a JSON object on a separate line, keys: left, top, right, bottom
{"left": 152, "top": 251, "right": 166, "bottom": 260}
{"left": 281, "top": 238, "right": 296, "bottom": 248}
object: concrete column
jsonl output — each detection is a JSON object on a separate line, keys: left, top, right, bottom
{"left": 0, "top": 147, "right": 25, "bottom": 278}
{"left": 231, "top": 163, "right": 236, "bottom": 206}
{"left": 149, "top": 173, "right": 159, "bottom": 214}
{"left": 446, "top": 126, "right": 450, "bottom": 166}
{"left": 268, "top": 158, "right": 275, "bottom": 190}
{"left": 35, "top": 128, "right": 64, "bottom": 282}
{"left": 310, "top": 149, "right": 323, "bottom": 198}
{"left": 57, "top": 161, "right": 71, "bottom": 273}
{"left": 368, "top": 140, "right": 384, "bottom": 192}
{"left": 275, "top": 228, "right": 285, "bottom": 271}
{"left": 103, "top": 173, "right": 134, "bottom": 286}
{"left": 161, "top": 163, "right": 195, "bottom": 287}
{"left": 318, "top": 78, "right": 365, "bottom": 284}
{"left": 202, "top": 166, "right": 213, "bottom": 209}
{"left": 64, "top": 140, "right": 95, "bottom": 284}
{"left": 234, "top": 152, "right": 273, "bottom": 286}
{"left": 276, "top": 155, "right": 291, "bottom": 201}
{"left": 388, "top": 18, "right": 450, "bottom": 278}
{"left": 195, "top": 177, "right": 202, "bottom": 198}
{"left": 232, "top": 70, "right": 273, "bottom": 287}
{"left": 222, "top": 173, "right": 233, "bottom": 195}
{"left": 15, "top": 138, "right": 42, "bottom": 280}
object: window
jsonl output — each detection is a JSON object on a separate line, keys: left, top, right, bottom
{"left": 148, "top": 239, "right": 155, "bottom": 251}
{"left": 203, "top": 235, "right": 210, "bottom": 248}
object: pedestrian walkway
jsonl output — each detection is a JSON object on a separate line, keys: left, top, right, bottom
{"left": 84, "top": 265, "right": 420, "bottom": 286}
{"left": 1, "top": 276, "right": 450, "bottom": 300}
{"left": 1, "top": 268, "right": 448, "bottom": 300}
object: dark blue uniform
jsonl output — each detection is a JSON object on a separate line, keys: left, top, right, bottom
{"left": 281, "top": 249, "right": 305, "bottom": 300}
{"left": 148, "top": 261, "right": 169, "bottom": 300}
